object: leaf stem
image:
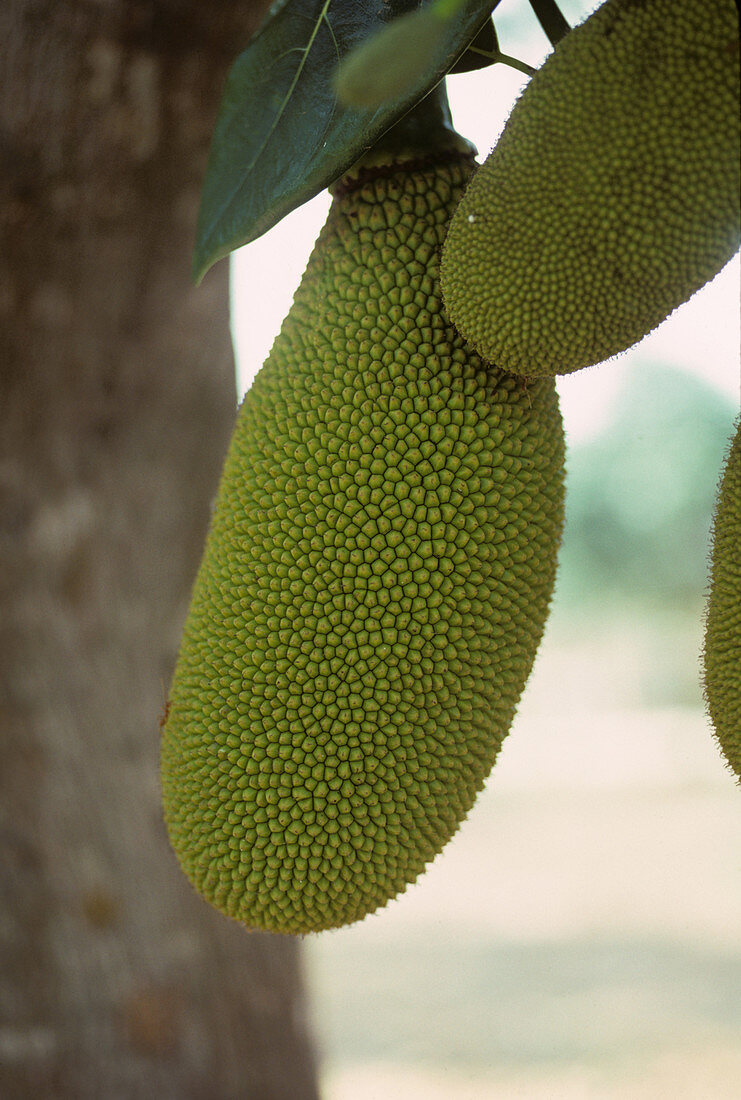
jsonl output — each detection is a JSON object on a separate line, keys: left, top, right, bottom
{"left": 466, "top": 45, "right": 536, "bottom": 78}
{"left": 495, "top": 51, "right": 537, "bottom": 77}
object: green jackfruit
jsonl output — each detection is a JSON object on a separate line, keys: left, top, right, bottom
{"left": 440, "top": 0, "right": 741, "bottom": 376}
{"left": 703, "top": 418, "right": 741, "bottom": 780}
{"left": 161, "top": 147, "right": 566, "bottom": 934}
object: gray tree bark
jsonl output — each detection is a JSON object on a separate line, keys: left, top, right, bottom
{"left": 1, "top": 2, "right": 320, "bottom": 1096}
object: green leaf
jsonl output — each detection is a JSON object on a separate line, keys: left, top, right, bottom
{"left": 334, "top": 8, "right": 455, "bottom": 109}
{"left": 449, "top": 16, "right": 499, "bottom": 74}
{"left": 193, "top": 0, "right": 501, "bottom": 282}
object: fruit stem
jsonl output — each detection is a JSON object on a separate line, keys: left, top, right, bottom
{"left": 529, "top": 0, "right": 571, "bottom": 48}
{"left": 352, "top": 80, "right": 476, "bottom": 171}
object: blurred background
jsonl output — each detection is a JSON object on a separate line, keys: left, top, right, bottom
{"left": 230, "top": 0, "right": 741, "bottom": 1095}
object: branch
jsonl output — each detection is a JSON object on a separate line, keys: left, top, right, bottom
{"left": 529, "top": 0, "right": 571, "bottom": 48}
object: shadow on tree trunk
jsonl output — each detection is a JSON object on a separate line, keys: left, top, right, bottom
{"left": 1, "top": 2, "right": 320, "bottom": 1095}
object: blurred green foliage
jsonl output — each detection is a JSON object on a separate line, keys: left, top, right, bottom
{"left": 557, "top": 362, "right": 737, "bottom": 610}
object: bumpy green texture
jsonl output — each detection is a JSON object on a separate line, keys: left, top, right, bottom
{"left": 161, "top": 155, "right": 566, "bottom": 933}
{"left": 440, "top": 0, "right": 741, "bottom": 376}
{"left": 703, "top": 419, "right": 741, "bottom": 780}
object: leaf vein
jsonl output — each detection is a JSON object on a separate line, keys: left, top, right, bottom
{"left": 242, "top": 0, "right": 334, "bottom": 180}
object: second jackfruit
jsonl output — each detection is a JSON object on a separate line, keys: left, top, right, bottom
{"left": 161, "top": 149, "right": 566, "bottom": 934}
{"left": 440, "top": 0, "right": 741, "bottom": 376}
{"left": 703, "top": 418, "right": 741, "bottom": 780}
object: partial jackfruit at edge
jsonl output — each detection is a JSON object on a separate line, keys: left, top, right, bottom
{"left": 161, "top": 153, "right": 566, "bottom": 934}
{"left": 703, "top": 418, "right": 741, "bottom": 780}
{"left": 440, "top": 0, "right": 741, "bottom": 376}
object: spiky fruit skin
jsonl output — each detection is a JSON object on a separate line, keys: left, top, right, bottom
{"left": 161, "top": 154, "right": 566, "bottom": 934}
{"left": 703, "top": 419, "right": 741, "bottom": 780}
{"left": 440, "top": 0, "right": 741, "bottom": 376}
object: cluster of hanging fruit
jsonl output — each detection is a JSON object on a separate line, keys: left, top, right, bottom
{"left": 160, "top": 0, "right": 741, "bottom": 934}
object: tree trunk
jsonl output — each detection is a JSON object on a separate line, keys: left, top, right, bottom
{"left": 0, "top": 2, "right": 320, "bottom": 1096}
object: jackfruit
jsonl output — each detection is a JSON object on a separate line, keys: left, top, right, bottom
{"left": 703, "top": 418, "right": 741, "bottom": 779}
{"left": 161, "top": 147, "right": 566, "bottom": 934}
{"left": 440, "top": 0, "right": 741, "bottom": 376}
